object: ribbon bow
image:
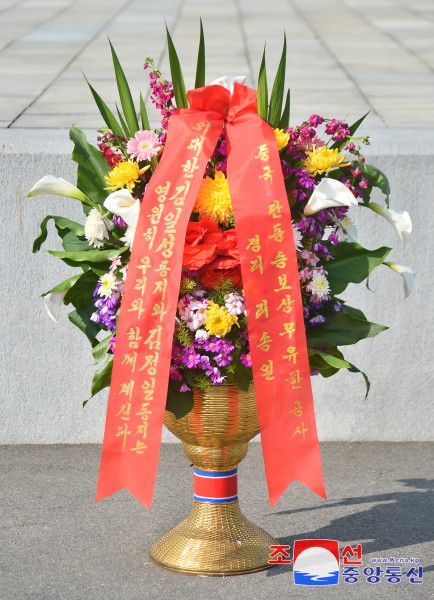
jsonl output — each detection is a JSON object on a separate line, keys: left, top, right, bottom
{"left": 97, "top": 83, "right": 326, "bottom": 508}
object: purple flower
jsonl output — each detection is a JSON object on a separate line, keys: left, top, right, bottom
{"left": 108, "top": 335, "right": 116, "bottom": 354}
{"left": 169, "top": 366, "right": 182, "bottom": 381}
{"left": 203, "top": 337, "right": 224, "bottom": 353}
{"left": 309, "top": 114, "right": 324, "bottom": 127}
{"left": 181, "top": 348, "right": 201, "bottom": 368}
{"left": 309, "top": 315, "right": 326, "bottom": 325}
{"left": 214, "top": 353, "right": 233, "bottom": 367}
{"left": 180, "top": 383, "right": 191, "bottom": 393}
{"left": 240, "top": 353, "right": 252, "bottom": 367}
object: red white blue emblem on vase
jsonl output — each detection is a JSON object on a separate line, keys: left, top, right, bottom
{"left": 193, "top": 468, "right": 238, "bottom": 504}
{"left": 293, "top": 539, "right": 340, "bottom": 585}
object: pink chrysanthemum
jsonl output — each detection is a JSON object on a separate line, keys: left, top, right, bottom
{"left": 126, "top": 130, "right": 161, "bottom": 162}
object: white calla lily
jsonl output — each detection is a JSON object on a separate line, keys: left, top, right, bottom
{"left": 384, "top": 262, "right": 415, "bottom": 298}
{"left": 368, "top": 203, "right": 412, "bottom": 247}
{"left": 27, "top": 175, "right": 92, "bottom": 205}
{"left": 103, "top": 189, "right": 141, "bottom": 228}
{"left": 44, "top": 291, "right": 67, "bottom": 323}
{"left": 210, "top": 75, "right": 247, "bottom": 95}
{"left": 304, "top": 178, "right": 359, "bottom": 216}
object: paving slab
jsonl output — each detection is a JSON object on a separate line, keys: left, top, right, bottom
{"left": 0, "top": 0, "right": 433, "bottom": 129}
{"left": 0, "top": 443, "right": 433, "bottom": 599}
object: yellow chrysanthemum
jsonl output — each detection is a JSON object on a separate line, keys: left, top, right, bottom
{"left": 205, "top": 301, "right": 238, "bottom": 337}
{"left": 194, "top": 171, "right": 233, "bottom": 226}
{"left": 274, "top": 128, "right": 290, "bottom": 151}
{"left": 304, "top": 146, "right": 350, "bottom": 176}
{"left": 104, "top": 160, "right": 149, "bottom": 193}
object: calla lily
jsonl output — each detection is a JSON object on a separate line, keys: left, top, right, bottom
{"left": 44, "top": 291, "right": 67, "bottom": 323}
{"left": 27, "top": 175, "right": 94, "bottom": 206}
{"left": 304, "top": 178, "right": 359, "bottom": 216}
{"left": 210, "top": 75, "right": 247, "bottom": 95}
{"left": 384, "top": 262, "right": 415, "bottom": 298}
{"left": 367, "top": 203, "right": 412, "bottom": 247}
{"left": 103, "top": 189, "right": 141, "bottom": 228}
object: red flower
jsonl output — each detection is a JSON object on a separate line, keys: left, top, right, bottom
{"left": 183, "top": 218, "right": 223, "bottom": 271}
{"left": 217, "top": 229, "right": 239, "bottom": 260}
{"left": 199, "top": 255, "right": 242, "bottom": 289}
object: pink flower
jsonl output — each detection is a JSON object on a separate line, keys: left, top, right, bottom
{"left": 127, "top": 130, "right": 161, "bottom": 162}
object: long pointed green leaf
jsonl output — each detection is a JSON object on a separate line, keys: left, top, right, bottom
{"left": 268, "top": 33, "right": 286, "bottom": 127}
{"left": 109, "top": 39, "right": 140, "bottom": 134}
{"left": 116, "top": 103, "right": 132, "bottom": 138}
{"left": 33, "top": 215, "right": 84, "bottom": 253}
{"left": 88, "top": 354, "right": 114, "bottom": 402}
{"left": 195, "top": 19, "right": 206, "bottom": 88}
{"left": 70, "top": 126, "right": 110, "bottom": 207}
{"left": 279, "top": 88, "right": 291, "bottom": 129}
{"left": 331, "top": 111, "right": 370, "bottom": 150}
{"left": 257, "top": 46, "right": 268, "bottom": 120}
{"left": 84, "top": 76, "right": 124, "bottom": 138}
{"left": 139, "top": 92, "right": 151, "bottom": 130}
{"left": 166, "top": 25, "right": 188, "bottom": 108}
{"left": 348, "top": 363, "right": 371, "bottom": 399}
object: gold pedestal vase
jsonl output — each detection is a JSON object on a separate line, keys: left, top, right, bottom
{"left": 149, "top": 384, "right": 277, "bottom": 575}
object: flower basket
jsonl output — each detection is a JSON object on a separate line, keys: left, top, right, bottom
{"left": 28, "top": 25, "right": 413, "bottom": 575}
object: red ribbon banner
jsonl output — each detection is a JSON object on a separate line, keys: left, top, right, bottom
{"left": 96, "top": 83, "right": 326, "bottom": 508}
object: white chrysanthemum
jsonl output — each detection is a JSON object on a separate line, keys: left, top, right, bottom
{"left": 307, "top": 272, "right": 330, "bottom": 301}
{"left": 292, "top": 221, "right": 303, "bottom": 250}
{"left": 98, "top": 272, "right": 117, "bottom": 298}
{"left": 84, "top": 208, "right": 111, "bottom": 248}
{"left": 121, "top": 225, "right": 136, "bottom": 248}
{"left": 195, "top": 329, "right": 210, "bottom": 341}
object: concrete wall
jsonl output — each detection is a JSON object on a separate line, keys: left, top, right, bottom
{"left": 1, "top": 128, "right": 433, "bottom": 443}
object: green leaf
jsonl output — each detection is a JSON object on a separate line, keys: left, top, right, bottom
{"left": 234, "top": 365, "right": 253, "bottom": 392}
{"left": 109, "top": 39, "right": 140, "bottom": 134}
{"left": 330, "top": 111, "right": 370, "bottom": 151}
{"left": 166, "top": 380, "right": 194, "bottom": 419}
{"left": 257, "top": 46, "right": 268, "bottom": 120}
{"left": 70, "top": 126, "right": 110, "bottom": 207}
{"left": 33, "top": 215, "right": 84, "bottom": 253}
{"left": 195, "top": 19, "right": 206, "bottom": 88}
{"left": 326, "top": 242, "right": 391, "bottom": 294}
{"left": 166, "top": 25, "right": 188, "bottom": 108}
{"left": 139, "top": 91, "right": 151, "bottom": 130}
{"left": 268, "top": 33, "right": 286, "bottom": 127}
{"left": 48, "top": 246, "right": 127, "bottom": 268}
{"left": 84, "top": 76, "right": 124, "bottom": 138}
{"left": 92, "top": 334, "right": 114, "bottom": 365}
{"left": 89, "top": 355, "right": 114, "bottom": 401}
{"left": 116, "top": 103, "right": 132, "bottom": 138}
{"left": 348, "top": 363, "right": 371, "bottom": 399}
{"left": 309, "top": 348, "right": 351, "bottom": 370}
{"left": 279, "top": 88, "right": 291, "bottom": 129}
{"left": 307, "top": 307, "right": 387, "bottom": 347}
{"left": 63, "top": 270, "right": 99, "bottom": 309}
{"left": 68, "top": 306, "right": 101, "bottom": 347}
{"left": 360, "top": 163, "right": 391, "bottom": 206}
{"left": 42, "top": 274, "right": 81, "bottom": 296}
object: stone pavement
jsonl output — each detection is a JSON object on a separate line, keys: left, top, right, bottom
{"left": 1, "top": 443, "right": 433, "bottom": 599}
{"left": 1, "top": 0, "right": 434, "bottom": 130}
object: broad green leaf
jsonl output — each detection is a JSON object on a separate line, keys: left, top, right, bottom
{"left": 70, "top": 126, "right": 110, "bottom": 207}
{"left": 84, "top": 76, "right": 124, "bottom": 138}
{"left": 257, "top": 46, "right": 268, "bottom": 120}
{"left": 166, "top": 380, "right": 193, "bottom": 419}
{"left": 92, "top": 334, "right": 114, "bottom": 364}
{"left": 330, "top": 111, "right": 370, "bottom": 151}
{"left": 233, "top": 365, "right": 253, "bottom": 392}
{"left": 89, "top": 355, "right": 114, "bottom": 401}
{"left": 166, "top": 25, "right": 188, "bottom": 108}
{"left": 60, "top": 231, "right": 91, "bottom": 252}
{"left": 279, "top": 88, "right": 291, "bottom": 129}
{"left": 308, "top": 348, "right": 351, "bottom": 370}
{"left": 195, "top": 19, "right": 206, "bottom": 88}
{"left": 139, "top": 91, "right": 151, "bottom": 130}
{"left": 268, "top": 34, "right": 286, "bottom": 127}
{"left": 42, "top": 274, "right": 81, "bottom": 296}
{"left": 63, "top": 270, "right": 99, "bottom": 309}
{"left": 49, "top": 246, "right": 127, "bottom": 268}
{"left": 306, "top": 307, "right": 387, "bottom": 346}
{"left": 326, "top": 242, "right": 391, "bottom": 294}
{"left": 33, "top": 215, "right": 84, "bottom": 253}
{"left": 68, "top": 306, "right": 101, "bottom": 347}
{"left": 109, "top": 40, "right": 140, "bottom": 134}
{"left": 360, "top": 164, "right": 391, "bottom": 206}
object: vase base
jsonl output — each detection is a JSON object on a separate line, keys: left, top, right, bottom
{"left": 149, "top": 500, "right": 277, "bottom": 576}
